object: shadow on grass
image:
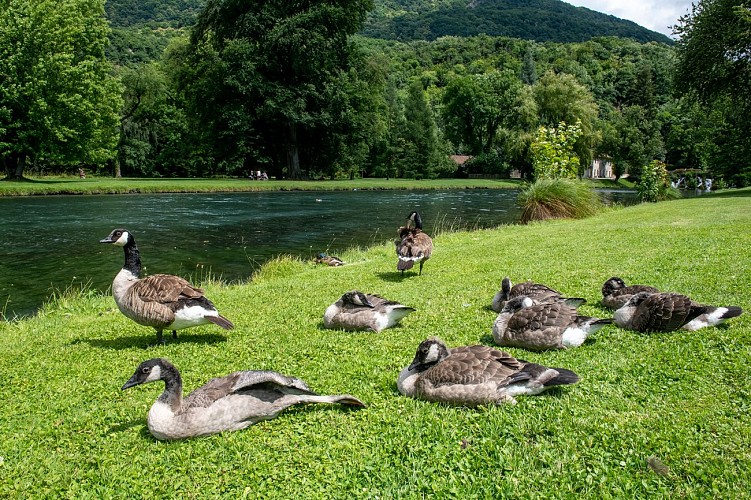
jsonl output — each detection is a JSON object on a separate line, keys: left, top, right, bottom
{"left": 70, "top": 332, "right": 228, "bottom": 350}
{"left": 1, "top": 176, "right": 75, "bottom": 185}
{"left": 107, "top": 420, "right": 144, "bottom": 436}
{"left": 375, "top": 271, "right": 418, "bottom": 282}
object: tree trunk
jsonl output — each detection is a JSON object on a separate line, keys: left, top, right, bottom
{"left": 286, "top": 120, "right": 302, "bottom": 179}
{"left": 14, "top": 154, "right": 26, "bottom": 179}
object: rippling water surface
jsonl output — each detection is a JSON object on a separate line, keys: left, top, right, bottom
{"left": 1, "top": 189, "right": 544, "bottom": 317}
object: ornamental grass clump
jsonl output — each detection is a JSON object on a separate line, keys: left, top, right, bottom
{"left": 518, "top": 177, "right": 603, "bottom": 223}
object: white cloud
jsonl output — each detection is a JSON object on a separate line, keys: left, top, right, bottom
{"left": 563, "top": 0, "right": 694, "bottom": 37}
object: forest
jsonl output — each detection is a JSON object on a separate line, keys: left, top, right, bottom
{"left": 1, "top": 0, "right": 750, "bottom": 187}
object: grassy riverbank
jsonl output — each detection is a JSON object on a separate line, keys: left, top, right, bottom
{"left": 0, "top": 176, "right": 523, "bottom": 195}
{"left": 1, "top": 190, "right": 749, "bottom": 497}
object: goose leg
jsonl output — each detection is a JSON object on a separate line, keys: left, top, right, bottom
{"left": 419, "top": 261, "right": 424, "bottom": 275}
{"left": 172, "top": 330, "right": 177, "bottom": 339}
{"left": 155, "top": 329, "right": 165, "bottom": 345}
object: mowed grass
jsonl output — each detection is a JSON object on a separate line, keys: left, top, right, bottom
{"left": 0, "top": 175, "right": 520, "bottom": 196}
{"left": 1, "top": 190, "right": 750, "bottom": 497}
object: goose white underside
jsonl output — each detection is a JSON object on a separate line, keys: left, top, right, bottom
{"left": 169, "top": 305, "right": 220, "bottom": 330}
{"left": 561, "top": 327, "right": 588, "bottom": 348}
{"left": 396, "top": 367, "right": 419, "bottom": 396}
{"left": 681, "top": 308, "right": 732, "bottom": 331}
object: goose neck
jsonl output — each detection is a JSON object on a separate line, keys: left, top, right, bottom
{"left": 122, "top": 241, "right": 142, "bottom": 277}
{"left": 157, "top": 364, "right": 183, "bottom": 412}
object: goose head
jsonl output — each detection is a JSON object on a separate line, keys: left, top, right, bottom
{"left": 122, "top": 358, "right": 175, "bottom": 390}
{"left": 341, "top": 290, "right": 374, "bottom": 308}
{"left": 100, "top": 228, "right": 133, "bottom": 247}
{"left": 602, "top": 277, "right": 626, "bottom": 296}
{"left": 406, "top": 211, "right": 423, "bottom": 230}
{"left": 408, "top": 337, "right": 450, "bottom": 372}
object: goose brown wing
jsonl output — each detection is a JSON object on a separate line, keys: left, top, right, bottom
{"left": 508, "top": 303, "right": 577, "bottom": 333}
{"left": 512, "top": 282, "right": 560, "bottom": 301}
{"left": 631, "top": 293, "right": 698, "bottom": 332}
{"left": 422, "top": 345, "right": 523, "bottom": 387}
{"left": 133, "top": 274, "right": 205, "bottom": 303}
{"left": 412, "top": 230, "right": 433, "bottom": 259}
{"left": 183, "top": 371, "right": 315, "bottom": 410}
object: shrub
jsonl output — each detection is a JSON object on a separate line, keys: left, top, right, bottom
{"left": 530, "top": 120, "right": 582, "bottom": 180}
{"left": 638, "top": 160, "right": 681, "bottom": 202}
{"left": 517, "top": 178, "right": 603, "bottom": 224}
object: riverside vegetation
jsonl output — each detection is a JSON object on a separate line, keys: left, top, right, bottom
{"left": 0, "top": 190, "right": 749, "bottom": 497}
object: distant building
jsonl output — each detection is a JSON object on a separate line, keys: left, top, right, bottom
{"left": 450, "top": 154, "right": 473, "bottom": 167}
{"left": 584, "top": 159, "right": 614, "bottom": 179}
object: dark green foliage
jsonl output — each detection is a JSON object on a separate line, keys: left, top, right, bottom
{"left": 105, "top": 0, "right": 204, "bottom": 28}
{"left": 361, "top": 0, "right": 673, "bottom": 43}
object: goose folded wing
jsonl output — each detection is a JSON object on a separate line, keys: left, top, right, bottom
{"left": 424, "top": 346, "right": 523, "bottom": 387}
{"left": 633, "top": 293, "right": 699, "bottom": 331}
{"left": 134, "top": 274, "right": 205, "bottom": 303}
{"left": 509, "top": 303, "right": 577, "bottom": 331}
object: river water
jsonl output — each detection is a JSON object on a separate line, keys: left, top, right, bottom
{"left": 0, "top": 188, "right": 635, "bottom": 318}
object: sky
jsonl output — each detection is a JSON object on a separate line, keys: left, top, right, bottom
{"left": 564, "top": 1, "right": 695, "bottom": 38}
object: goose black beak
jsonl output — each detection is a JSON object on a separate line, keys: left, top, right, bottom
{"left": 121, "top": 376, "right": 140, "bottom": 390}
{"left": 100, "top": 237, "right": 115, "bottom": 244}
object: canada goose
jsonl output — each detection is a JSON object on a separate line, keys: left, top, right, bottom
{"left": 601, "top": 276, "right": 660, "bottom": 309}
{"left": 492, "top": 296, "right": 612, "bottom": 351}
{"left": 100, "top": 228, "right": 234, "bottom": 345}
{"left": 397, "top": 337, "right": 579, "bottom": 406}
{"left": 315, "top": 253, "right": 344, "bottom": 266}
{"left": 614, "top": 292, "right": 743, "bottom": 332}
{"left": 122, "top": 358, "right": 366, "bottom": 440}
{"left": 491, "top": 276, "right": 586, "bottom": 312}
{"left": 396, "top": 211, "right": 433, "bottom": 275}
{"left": 323, "top": 290, "right": 415, "bottom": 332}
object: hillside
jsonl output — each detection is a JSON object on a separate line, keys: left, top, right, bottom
{"left": 104, "top": 0, "right": 672, "bottom": 44}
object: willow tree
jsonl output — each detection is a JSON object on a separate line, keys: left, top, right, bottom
{"left": 190, "top": 0, "right": 373, "bottom": 179}
{"left": 0, "top": 0, "right": 121, "bottom": 179}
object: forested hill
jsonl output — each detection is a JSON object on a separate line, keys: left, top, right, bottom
{"left": 104, "top": 0, "right": 672, "bottom": 44}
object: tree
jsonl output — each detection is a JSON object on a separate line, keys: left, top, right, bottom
{"left": 190, "top": 0, "right": 374, "bottom": 179}
{"left": 674, "top": 0, "right": 751, "bottom": 185}
{"left": 530, "top": 120, "right": 582, "bottom": 180}
{"left": 0, "top": 0, "right": 121, "bottom": 178}
{"left": 442, "top": 70, "right": 527, "bottom": 156}
{"left": 401, "top": 79, "right": 450, "bottom": 178}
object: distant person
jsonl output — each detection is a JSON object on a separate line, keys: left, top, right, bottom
{"left": 260, "top": 171, "right": 268, "bottom": 180}
{"left": 78, "top": 168, "right": 85, "bottom": 179}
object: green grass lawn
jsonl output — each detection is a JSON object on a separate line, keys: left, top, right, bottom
{"left": 1, "top": 190, "right": 749, "bottom": 497}
{"left": 0, "top": 175, "right": 520, "bottom": 196}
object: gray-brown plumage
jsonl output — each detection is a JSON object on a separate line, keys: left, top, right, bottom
{"left": 323, "top": 290, "right": 415, "bottom": 332}
{"left": 100, "top": 228, "right": 234, "bottom": 345}
{"left": 397, "top": 337, "right": 579, "bottom": 406}
{"left": 614, "top": 291, "right": 742, "bottom": 332}
{"left": 396, "top": 211, "right": 433, "bottom": 275}
{"left": 492, "top": 296, "right": 612, "bottom": 351}
{"left": 601, "top": 276, "right": 660, "bottom": 309}
{"left": 122, "top": 358, "right": 366, "bottom": 440}
{"left": 491, "top": 276, "right": 586, "bottom": 312}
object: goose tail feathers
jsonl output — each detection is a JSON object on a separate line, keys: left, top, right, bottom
{"left": 397, "top": 258, "right": 415, "bottom": 271}
{"left": 546, "top": 368, "right": 580, "bottom": 387}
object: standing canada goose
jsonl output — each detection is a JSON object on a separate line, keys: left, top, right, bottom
{"left": 100, "top": 228, "right": 234, "bottom": 345}
{"left": 122, "top": 358, "right": 366, "bottom": 440}
{"left": 601, "top": 276, "right": 660, "bottom": 309}
{"left": 397, "top": 337, "right": 579, "bottom": 406}
{"left": 614, "top": 292, "right": 743, "bottom": 332}
{"left": 396, "top": 211, "right": 433, "bottom": 275}
{"left": 315, "top": 253, "right": 344, "bottom": 266}
{"left": 492, "top": 296, "right": 612, "bottom": 351}
{"left": 491, "top": 276, "right": 586, "bottom": 312}
{"left": 323, "top": 290, "right": 415, "bottom": 332}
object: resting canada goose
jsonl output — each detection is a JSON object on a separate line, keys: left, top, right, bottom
{"left": 613, "top": 292, "right": 743, "bottom": 332}
{"left": 396, "top": 211, "right": 433, "bottom": 275}
{"left": 601, "top": 276, "right": 660, "bottom": 309}
{"left": 315, "top": 253, "right": 344, "bottom": 266}
{"left": 397, "top": 337, "right": 579, "bottom": 406}
{"left": 100, "top": 228, "right": 234, "bottom": 344}
{"left": 323, "top": 290, "right": 415, "bottom": 332}
{"left": 491, "top": 276, "right": 586, "bottom": 312}
{"left": 122, "top": 358, "right": 366, "bottom": 440}
{"left": 492, "top": 296, "right": 612, "bottom": 351}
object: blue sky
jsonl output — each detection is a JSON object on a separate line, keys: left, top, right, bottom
{"left": 564, "top": 1, "right": 694, "bottom": 37}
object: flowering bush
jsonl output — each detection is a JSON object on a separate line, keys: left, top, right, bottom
{"left": 530, "top": 120, "right": 582, "bottom": 180}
